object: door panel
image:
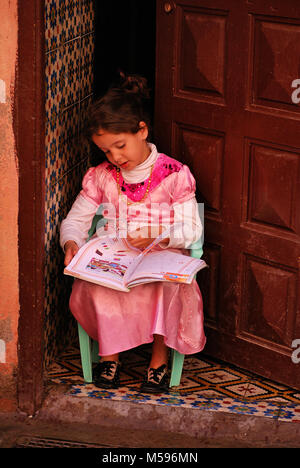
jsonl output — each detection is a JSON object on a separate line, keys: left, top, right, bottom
{"left": 243, "top": 141, "right": 299, "bottom": 235}
{"left": 175, "top": 6, "right": 227, "bottom": 103}
{"left": 155, "top": 0, "right": 300, "bottom": 388}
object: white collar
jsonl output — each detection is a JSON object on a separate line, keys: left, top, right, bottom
{"left": 120, "top": 143, "right": 158, "bottom": 184}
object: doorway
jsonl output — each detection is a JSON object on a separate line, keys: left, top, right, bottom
{"left": 43, "top": 0, "right": 158, "bottom": 396}
{"left": 18, "top": 0, "right": 158, "bottom": 414}
{"left": 18, "top": 0, "right": 300, "bottom": 415}
{"left": 93, "top": 1, "right": 156, "bottom": 99}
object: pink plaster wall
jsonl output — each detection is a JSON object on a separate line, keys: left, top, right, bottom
{"left": 0, "top": 0, "right": 19, "bottom": 412}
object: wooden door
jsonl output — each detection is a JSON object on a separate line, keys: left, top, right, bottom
{"left": 155, "top": 0, "right": 300, "bottom": 389}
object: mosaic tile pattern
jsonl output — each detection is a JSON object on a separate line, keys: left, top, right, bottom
{"left": 47, "top": 345, "right": 300, "bottom": 422}
{"left": 44, "top": 0, "right": 96, "bottom": 366}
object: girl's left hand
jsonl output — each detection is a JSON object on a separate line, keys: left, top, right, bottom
{"left": 127, "top": 226, "right": 156, "bottom": 250}
{"left": 127, "top": 226, "right": 169, "bottom": 250}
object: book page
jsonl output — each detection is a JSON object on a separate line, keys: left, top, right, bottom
{"left": 64, "top": 237, "right": 140, "bottom": 291}
{"left": 127, "top": 250, "right": 207, "bottom": 287}
{"left": 123, "top": 225, "right": 177, "bottom": 284}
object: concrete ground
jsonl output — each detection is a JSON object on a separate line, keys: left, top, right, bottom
{"left": 1, "top": 383, "right": 300, "bottom": 449}
{"left": 0, "top": 413, "right": 254, "bottom": 449}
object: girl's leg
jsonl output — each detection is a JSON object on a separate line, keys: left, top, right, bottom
{"left": 94, "top": 353, "right": 121, "bottom": 389}
{"left": 149, "top": 334, "right": 168, "bottom": 369}
{"left": 140, "top": 334, "right": 169, "bottom": 393}
{"left": 100, "top": 353, "right": 119, "bottom": 362}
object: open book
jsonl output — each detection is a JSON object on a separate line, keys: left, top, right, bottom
{"left": 64, "top": 229, "right": 207, "bottom": 292}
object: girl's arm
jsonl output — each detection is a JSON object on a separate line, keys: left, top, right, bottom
{"left": 64, "top": 240, "right": 79, "bottom": 266}
{"left": 127, "top": 225, "right": 169, "bottom": 250}
{"left": 161, "top": 196, "right": 203, "bottom": 250}
{"left": 126, "top": 197, "right": 202, "bottom": 251}
{"left": 60, "top": 194, "right": 98, "bottom": 264}
{"left": 161, "top": 164, "right": 203, "bottom": 250}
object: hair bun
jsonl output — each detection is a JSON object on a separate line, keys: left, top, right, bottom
{"left": 118, "top": 71, "right": 150, "bottom": 100}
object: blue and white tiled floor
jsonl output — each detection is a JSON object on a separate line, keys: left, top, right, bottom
{"left": 47, "top": 344, "right": 300, "bottom": 423}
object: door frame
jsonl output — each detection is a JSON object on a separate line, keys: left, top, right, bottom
{"left": 15, "top": 1, "right": 45, "bottom": 414}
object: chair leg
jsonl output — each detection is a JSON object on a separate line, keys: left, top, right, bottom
{"left": 91, "top": 340, "right": 99, "bottom": 363}
{"left": 77, "top": 322, "right": 93, "bottom": 383}
{"left": 169, "top": 349, "right": 185, "bottom": 387}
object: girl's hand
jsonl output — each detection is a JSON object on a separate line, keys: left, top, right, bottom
{"left": 127, "top": 226, "right": 169, "bottom": 250}
{"left": 64, "top": 240, "right": 79, "bottom": 266}
{"left": 127, "top": 232, "right": 156, "bottom": 250}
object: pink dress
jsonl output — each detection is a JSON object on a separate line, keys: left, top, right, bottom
{"left": 68, "top": 153, "right": 206, "bottom": 356}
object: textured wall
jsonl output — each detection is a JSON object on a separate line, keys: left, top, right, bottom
{"left": 0, "top": 0, "right": 19, "bottom": 411}
{"left": 44, "top": 0, "right": 95, "bottom": 365}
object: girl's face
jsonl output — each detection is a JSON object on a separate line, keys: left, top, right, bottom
{"left": 92, "top": 122, "right": 150, "bottom": 171}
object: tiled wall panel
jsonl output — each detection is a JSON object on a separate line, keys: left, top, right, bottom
{"left": 44, "top": 0, "right": 95, "bottom": 366}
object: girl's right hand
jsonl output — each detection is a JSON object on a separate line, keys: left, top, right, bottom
{"left": 64, "top": 240, "right": 79, "bottom": 266}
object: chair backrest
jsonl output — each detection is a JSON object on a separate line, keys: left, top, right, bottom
{"left": 189, "top": 239, "right": 203, "bottom": 259}
{"left": 87, "top": 214, "right": 105, "bottom": 242}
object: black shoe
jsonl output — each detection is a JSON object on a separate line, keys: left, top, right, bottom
{"left": 94, "top": 360, "right": 121, "bottom": 389}
{"left": 140, "top": 364, "right": 169, "bottom": 394}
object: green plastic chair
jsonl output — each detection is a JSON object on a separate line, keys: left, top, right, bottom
{"left": 77, "top": 237, "right": 203, "bottom": 387}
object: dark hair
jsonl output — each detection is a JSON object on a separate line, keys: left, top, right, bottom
{"left": 85, "top": 73, "right": 151, "bottom": 140}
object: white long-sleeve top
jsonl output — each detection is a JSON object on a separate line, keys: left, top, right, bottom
{"left": 60, "top": 193, "right": 203, "bottom": 252}
{"left": 60, "top": 144, "right": 203, "bottom": 252}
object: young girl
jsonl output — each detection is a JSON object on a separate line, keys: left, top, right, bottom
{"left": 60, "top": 74, "right": 206, "bottom": 393}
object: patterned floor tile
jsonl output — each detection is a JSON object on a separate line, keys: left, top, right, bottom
{"left": 46, "top": 345, "right": 300, "bottom": 422}
{"left": 195, "top": 369, "right": 241, "bottom": 384}
{"left": 278, "top": 405, "right": 300, "bottom": 422}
